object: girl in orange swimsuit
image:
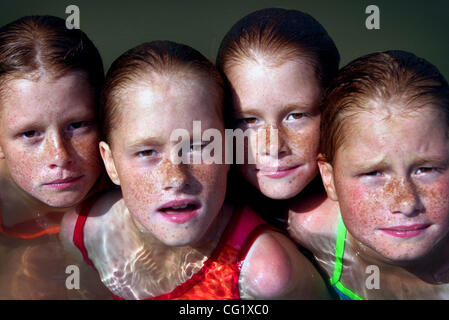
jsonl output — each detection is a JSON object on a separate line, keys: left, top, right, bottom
{"left": 60, "top": 40, "right": 330, "bottom": 300}
{"left": 0, "top": 16, "right": 108, "bottom": 299}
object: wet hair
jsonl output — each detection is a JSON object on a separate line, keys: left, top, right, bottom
{"left": 216, "top": 7, "right": 340, "bottom": 89}
{"left": 0, "top": 15, "right": 104, "bottom": 102}
{"left": 320, "top": 50, "right": 449, "bottom": 163}
{"left": 101, "top": 40, "right": 225, "bottom": 142}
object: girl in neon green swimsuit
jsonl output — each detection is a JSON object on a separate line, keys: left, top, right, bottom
{"left": 289, "top": 50, "right": 449, "bottom": 299}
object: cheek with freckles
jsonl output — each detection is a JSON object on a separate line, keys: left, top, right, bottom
{"left": 336, "top": 179, "right": 381, "bottom": 239}
{"left": 282, "top": 121, "right": 320, "bottom": 163}
{"left": 71, "top": 133, "right": 103, "bottom": 176}
{"left": 239, "top": 123, "right": 320, "bottom": 199}
{"left": 119, "top": 167, "right": 160, "bottom": 225}
{"left": 337, "top": 176, "right": 449, "bottom": 261}
{"left": 417, "top": 181, "right": 449, "bottom": 232}
{"left": 5, "top": 149, "right": 39, "bottom": 193}
{"left": 3, "top": 132, "right": 102, "bottom": 206}
{"left": 118, "top": 159, "right": 227, "bottom": 244}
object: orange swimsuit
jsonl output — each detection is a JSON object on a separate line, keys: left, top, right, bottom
{"left": 0, "top": 209, "right": 60, "bottom": 239}
{"left": 73, "top": 202, "right": 276, "bottom": 300}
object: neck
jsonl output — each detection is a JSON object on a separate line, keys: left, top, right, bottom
{"left": 348, "top": 232, "right": 449, "bottom": 285}
{"left": 404, "top": 234, "right": 449, "bottom": 284}
{"left": 130, "top": 203, "right": 233, "bottom": 261}
{"left": 0, "top": 168, "right": 66, "bottom": 238}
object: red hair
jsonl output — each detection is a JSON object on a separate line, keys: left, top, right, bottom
{"left": 320, "top": 50, "right": 449, "bottom": 163}
{"left": 101, "top": 40, "right": 225, "bottom": 141}
{"left": 0, "top": 15, "right": 104, "bottom": 103}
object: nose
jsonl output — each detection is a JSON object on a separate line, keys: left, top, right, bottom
{"left": 160, "top": 159, "right": 189, "bottom": 192}
{"left": 257, "top": 124, "right": 289, "bottom": 158}
{"left": 389, "top": 178, "right": 423, "bottom": 217}
{"left": 45, "top": 131, "right": 73, "bottom": 169}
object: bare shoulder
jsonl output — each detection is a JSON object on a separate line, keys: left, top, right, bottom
{"left": 59, "top": 188, "right": 124, "bottom": 261}
{"left": 239, "top": 230, "right": 330, "bottom": 300}
{"left": 287, "top": 192, "right": 339, "bottom": 250}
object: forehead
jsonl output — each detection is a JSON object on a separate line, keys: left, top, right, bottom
{"left": 336, "top": 103, "right": 449, "bottom": 161}
{"left": 227, "top": 57, "right": 321, "bottom": 113}
{"left": 112, "top": 73, "right": 223, "bottom": 139}
{"left": 0, "top": 72, "right": 95, "bottom": 120}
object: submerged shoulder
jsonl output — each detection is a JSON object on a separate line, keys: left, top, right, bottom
{"left": 287, "top": 192, "right": 339, "bottom": 247}
{"left": 60, "top": 189, "right": 124, "bottom": 249}
{"left": 240, "top": 230, "right": 330, "bottom": 299}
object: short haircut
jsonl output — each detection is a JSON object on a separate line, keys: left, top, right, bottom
{"left": 0, "top": 15, "right": 104, "bottom": 103}
{"left": 320, "top": 50, "right": 449, "bottom": 163}
{"left": 216, "top": 7, "right": 340, "bottom": 89}
{"left": 101, "top": 40, "right": 225, "bottom": 141}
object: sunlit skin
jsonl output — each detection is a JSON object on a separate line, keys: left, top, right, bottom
{"left": 226, "top": 58, "right": 322, "bottom": 200}
{"left": 60, "top": 70, "right": 330, "bottom": 300}
{"left": 289, "top": 101, "right": 449, "bottom": 299}
{"left": 0, "top": 72, "right": 102, "bottom": 215}
{"left": 324, "top": 104, "right": 449, "bottom": 264}
{"left": 101, "top": 72, "right": 229, "bottom": 247}
{"left": 0, "top": 72, "right": 106, "bottom": 299}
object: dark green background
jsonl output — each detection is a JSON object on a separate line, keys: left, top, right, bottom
{"left": 1, "top": 0, "right": 448, "bottom": 79}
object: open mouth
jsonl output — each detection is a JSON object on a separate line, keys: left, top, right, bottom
{"left": 157, "top": 200, "right": 201, "bottom": 223}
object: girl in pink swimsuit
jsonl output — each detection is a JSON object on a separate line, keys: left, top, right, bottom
{"left": 216, "top": 8, "right": 340, "bottom": 230}
{"left": 60, "top": 40, "right": 329, "bottom": 300}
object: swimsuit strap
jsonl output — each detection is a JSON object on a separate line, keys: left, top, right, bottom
{"left": 150, "top": 205, "right": 277, "bottom": 300}
{"left": 330, "top": 211, "right": 363, "bottom": 300}
{"left": 0, "top": 208, "right": 60, "bottom": 239}
{"left": 72, "top": 197, "right": 98, "bottom": 267}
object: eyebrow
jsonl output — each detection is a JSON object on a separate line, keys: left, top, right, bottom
{"left": 126, "top": 137, "right": 164, "bottom": 150}
{"left": 351, "top": 155, "right": 449, "bottom": 172}
{"left": 233, "top": 103, "right": 318, "bottom": 118}
{"left": 412, "top": 155, "right": 449, "bottom": 167}
{"left": 350, "top": 154, "right": 389, "bottom": 171}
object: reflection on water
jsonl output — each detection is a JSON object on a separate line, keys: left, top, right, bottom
{"left": 97, "top": 227, "right": 209, "bottom": 299}
{"left": 0, "top": 233, "right": 70, "bottom": 299}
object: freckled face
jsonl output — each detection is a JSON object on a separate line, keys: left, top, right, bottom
{"left": 105, "top": 74, "right": 228, "bottom": 247}
{"left": 0, "top": 73, "right": 102, "bottom": 207}
{"left": 332, "top": 104, "right": 449, "bottom": 263}
{"left": 226, "top": 58, "right": 322, "bottom": 200}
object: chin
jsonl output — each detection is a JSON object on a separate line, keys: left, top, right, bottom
{"left": 366, "top": 243, "right": 431, "bottom": 266}
{"left": 259, "top": 183, "right": 304, "bottom": 200}
{"left": 160, "top": 235, "right": 197, "bottom": 247}
{"left": 261, "top": 189, "right": 296, "bottom": 200}
{"left": 39, "top": 194, "right": 84, "bottom": 209}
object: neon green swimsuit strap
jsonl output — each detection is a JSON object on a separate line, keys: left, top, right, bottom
{"left": 330, "top": 212, "right": 363, "bottom": 300}
{"left": 329, "top": 213, "right": 346, "bottom": 285}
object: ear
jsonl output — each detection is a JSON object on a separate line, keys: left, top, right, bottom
{"left": 317, "top": 154, "right": 338, "bottom": 201}
{"left": 99, "top": 141, "right": 120, "bottom": 186}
